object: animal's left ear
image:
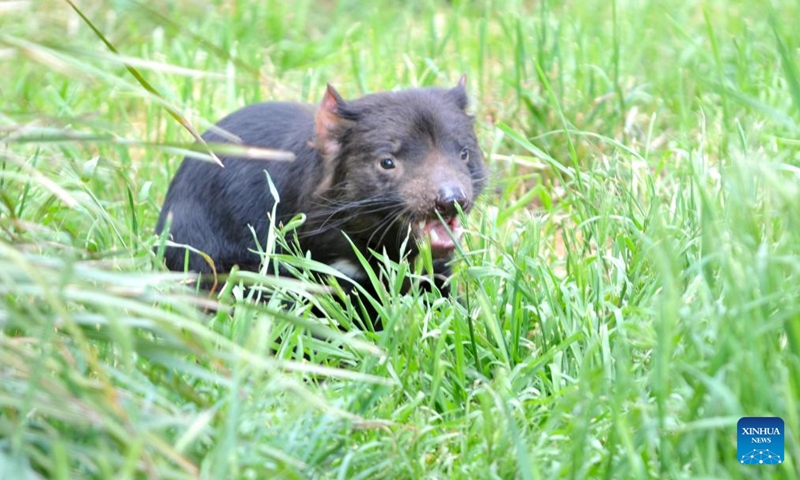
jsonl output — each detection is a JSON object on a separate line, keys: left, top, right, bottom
{"left": 447, "top": 73, "right": 469, "bottom": 110}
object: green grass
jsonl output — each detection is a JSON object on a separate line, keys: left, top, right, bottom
{"left": 1, "top": 0, "right": 799, "bottom": 478}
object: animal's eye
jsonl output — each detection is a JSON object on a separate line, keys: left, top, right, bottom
{"left": 380, "top": 157, "right": 396, "bottom": 170}
{"left": 459, "top": 147, "right": 469, "bottom": 162}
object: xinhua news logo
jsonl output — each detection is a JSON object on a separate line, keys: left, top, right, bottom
{"left": 738, "top": 417, "right": 784, "bottom": 465}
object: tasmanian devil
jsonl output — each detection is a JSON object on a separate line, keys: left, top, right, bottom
{"left": 155, "top": 76, "right": 485, "bottom": 318}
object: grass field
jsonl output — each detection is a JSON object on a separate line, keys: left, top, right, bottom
{"left": 2, "top": 0, "right": 799, "bottom": 478}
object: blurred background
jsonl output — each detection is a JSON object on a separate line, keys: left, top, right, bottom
{"left": 1, "top": 0, "right": 798, "bottom": 478}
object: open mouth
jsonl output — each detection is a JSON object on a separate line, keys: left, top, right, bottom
{"left": 416, "top": 216, "right": 463, "bottom": 258}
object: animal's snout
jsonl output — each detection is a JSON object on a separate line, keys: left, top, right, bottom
{"left": 434, "top": 184, "right": 469, "bottom": 217}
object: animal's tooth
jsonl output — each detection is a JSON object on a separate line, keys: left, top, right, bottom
{"left": 429, "top": 227, "right": 440, "bottom": 243}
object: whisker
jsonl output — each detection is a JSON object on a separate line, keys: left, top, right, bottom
{"left": 297, "top": 194, "right": 407, "bottom": 238}
{"left": 369, "top": 208, "right": 411, "bottom": 248}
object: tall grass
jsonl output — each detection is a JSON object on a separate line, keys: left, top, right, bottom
{"left": 1, "top": 0, "right": 798, "bottom": 478}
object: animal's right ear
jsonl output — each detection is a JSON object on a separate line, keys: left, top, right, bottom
{"left": 315, "top": 84, "right": 348, "bottom": 157}
{"left": 446, "top": 74, "right": 469, "bottom": 110}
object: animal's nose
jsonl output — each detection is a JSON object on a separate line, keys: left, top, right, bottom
{"left": 434, "top": 184, "right": 469, "bottom": 217}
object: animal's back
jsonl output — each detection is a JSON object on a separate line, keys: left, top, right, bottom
{"left": 156, "top": 102, "right": 320, "bottom": 273}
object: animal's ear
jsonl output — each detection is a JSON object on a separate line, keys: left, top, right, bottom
{"left": 446, "top": 74, "right": 469, "bottom": 110}
{"left": 315, "top": 84, "right": 349, "bottom": 157}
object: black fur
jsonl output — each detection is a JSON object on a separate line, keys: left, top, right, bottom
{"left": 156, "top": 82, "right": 485, "bottom": 316}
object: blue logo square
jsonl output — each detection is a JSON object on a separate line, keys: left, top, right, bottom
{"left": 738, "top": 417, "right": 784, "bottom": 465}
